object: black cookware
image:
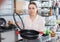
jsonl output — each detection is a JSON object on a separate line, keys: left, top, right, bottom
{"left": 20, "top": 29, "right": 39, "bottom": 40}
{"left": 0, "top": 18, "right": 6, "bottom": 27}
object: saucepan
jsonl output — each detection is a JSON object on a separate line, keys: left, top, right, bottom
{"left": 0, "top": 18, "right": 6, "bottom": 27}
{"left": 0, "top": 18, "right": 6, "bottom": 25}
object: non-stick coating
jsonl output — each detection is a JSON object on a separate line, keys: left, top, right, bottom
{"left": 20, "top": 30, "right": 39, "bottom": 35}
{"left": 20, "top": 30, "right": 39, "bottom": 40}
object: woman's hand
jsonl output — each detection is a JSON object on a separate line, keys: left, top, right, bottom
{"left": 8, "top": 20, "right": 14, "bottom": 25}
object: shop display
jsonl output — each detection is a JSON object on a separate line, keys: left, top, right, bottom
{"left": 0, "top": 0, "right": 60, "bottom": 42}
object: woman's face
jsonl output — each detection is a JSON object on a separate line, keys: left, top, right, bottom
{"left": 28, "top": 4, "right": 38, "bottom": 16}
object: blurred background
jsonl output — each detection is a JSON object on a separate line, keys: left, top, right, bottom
{"left": 0, "top": 0, "right": 60, "bottom": 42}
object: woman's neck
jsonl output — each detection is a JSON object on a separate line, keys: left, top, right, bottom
{"left": 29, "top": 14, "right": 38, "bottom": 22}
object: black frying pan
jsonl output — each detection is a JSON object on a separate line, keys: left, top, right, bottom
{"left": 20, "top": 29, "right": 39, "bottom": 40}
{"left": 13, "top": 13, "right": 39, "bottom": 40}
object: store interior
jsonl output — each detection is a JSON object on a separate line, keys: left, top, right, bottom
{"left": 0, "top": 0, "right": 60, "bottom": 42}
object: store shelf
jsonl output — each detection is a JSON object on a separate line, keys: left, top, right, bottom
{"left": 45, "top": 24, "right": 55, "bottom": 26}
{"left": 39, "top": 0, "right": 52, "bottom": 17}
{"left": 40, "top": 0, "right": 49, "bottom": 2}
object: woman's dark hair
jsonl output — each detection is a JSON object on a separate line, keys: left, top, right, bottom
{"left": 28, "top": 2, "right": 38, "bottom": 13}
{"left": 29, "top": 2, "right": 37, "bottom": 8}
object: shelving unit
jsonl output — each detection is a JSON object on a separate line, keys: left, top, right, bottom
{"left": 39, "top": 0, "right": 52, "bottom": 16}
{"left": 38, "top": 0, "right": 57, "bottom": 30}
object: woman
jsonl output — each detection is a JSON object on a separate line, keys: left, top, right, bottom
{"left": 17, "top": 2, "right": 45, "bottom": 32}
{"left": 16, "top": 2, "right": 46, "bottom": 41}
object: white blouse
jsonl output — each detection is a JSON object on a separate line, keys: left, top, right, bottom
{"left": 19, "top": 15, "right": 46, "bottom": 32}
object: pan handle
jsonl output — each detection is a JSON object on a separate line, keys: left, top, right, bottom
{"left": 16, "top": 30, "right": 20, "bottom": 35}
{"left": 39, "top": 31, "right": 44, "bottom": 35}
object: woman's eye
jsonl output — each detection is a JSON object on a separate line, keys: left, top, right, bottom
{"left": 29, "top": 8, "right": 35, "bottom": 9}
{"left": 29, "top": 8, "right": 31, "bottom": 9}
